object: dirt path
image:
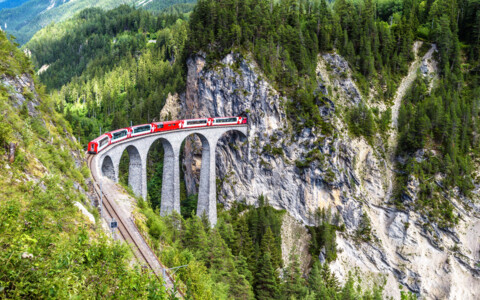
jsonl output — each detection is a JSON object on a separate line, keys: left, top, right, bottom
{"left": 389, "top": 41, "right": 422, "bottom": 144}
{"left": 385, "top": 42, "right": 437, "bottom": 198}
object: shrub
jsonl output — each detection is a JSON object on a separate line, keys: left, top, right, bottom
{"left": 347, "top": 104, "right": 376, "bottom": 142}
{"left": 0, "top": 115, "right": 12, "bottom": 149}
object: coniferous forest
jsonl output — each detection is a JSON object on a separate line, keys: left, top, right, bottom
{"left": 1, "top": 0, "right": 480, "bottom": 298}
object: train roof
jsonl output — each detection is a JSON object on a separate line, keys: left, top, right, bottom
{"left": 184, "top": 117, "right": 209, "bottom": 121}
{"left": 91, "top": 133, "right": 110, "bottom": 143}
{"left": 132, "top": 123, "right": 151, "bottom": 128}
{"left": 159, "top": 120, "right": 180, "bottom": 124}
{"left": 110, "top": 127, "right": 129, "bottom": 133}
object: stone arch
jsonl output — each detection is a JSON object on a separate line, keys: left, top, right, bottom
{"left": 215, "top": 129, "right": 249, "bottom": 204}
{"left": 218, "top": 128, "right": 248, "bottom": 144}
{"left": 101, "top": 155, "right": 116, "bottom": 181}
{"left": 180, "top": 132, "right": 211, "bottom": 219}
{"left": 118, "top": 145, "right": 143, "bottom": 197}
{"left": 147, "top": 137, "right": 179, "bottom": 216}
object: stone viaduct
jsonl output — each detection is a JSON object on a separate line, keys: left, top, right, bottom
{"left": 92, "top": 125, "right": 248, "bottom": 226}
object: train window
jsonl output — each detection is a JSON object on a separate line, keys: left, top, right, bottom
{"left": 156, "top": 123, "right": 164, "bottom": 129}
{"left": 134, "top": 125, "right": 150, "bottom": 134}
{"left": 186, "top": 119, "right": 207, "bottom": 125}
{"left": 99, "top": 137, "right": 108, "bottom": 147}
{"left": 168, "top": 124, "right": 175, "bottom": 127}
{"left": 214, "top": 117, "right": 237, "bottom": 123}
{"left": 112, "top": 130, "right": 127, "bottom": 140}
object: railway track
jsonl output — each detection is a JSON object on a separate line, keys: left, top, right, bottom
{"left": 86, "top": 154, "right": 183, "bottom": 297}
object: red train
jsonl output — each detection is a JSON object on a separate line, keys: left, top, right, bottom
{"left": 88, "top": 116, "right": 247, "bottom": 154}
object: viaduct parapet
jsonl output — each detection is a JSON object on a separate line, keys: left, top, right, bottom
{"left": 92, "top": 125, "right": 248, "bottom": 226}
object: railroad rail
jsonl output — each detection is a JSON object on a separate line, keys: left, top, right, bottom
{"left": 86, "top": 154, "right": 183, "bottom": 298}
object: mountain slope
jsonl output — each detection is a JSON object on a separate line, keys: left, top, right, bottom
{"left": 0, "top": 0, "right": 30, "bottom": 10}
{"left": 0, "top": 0, "right": 196, "bottom": 44}
{"left": 0, "top": 30, "right": 166, "bottom": 298}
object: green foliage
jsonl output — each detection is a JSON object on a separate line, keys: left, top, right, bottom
{"left": 401, "top": 290, "right": 418, "bottom": 300}
{"left": 307, "top": 209, "right": 340, "bottom": 262}
{"left": 188, "top": 0, "right": 417, "bottom": 132}
{"left": 356, "top": 212, "right": 373, "bottom": 243}
{"left": 308, "top": 260, "right": 341, "bottom": 296}
{"left": 255, "top": 252, "right": 279, "bottom": 299}
{"left": 396, "top": 43, "right": 478, "bottom": 227}
{"left": 347, "top": 103, "right": 376, "bottom": 143}
{"left": 137, "top": 195, "right": 287, "bottom": 299}
{"left": 0, "top": 180, "right": 166, "bottom": 298}
{"left": 30, "top": 6, "right": 188, "bottom": 146}
{"left": 1, "top": 0, "right": 195, "bottom": 45}
{"left": 281, "top": 253, "right": 308, "bottom": 299}
{"left": 0, "top": 32, "right": 165, "bottom": 298}
{"left": 143, "top": 1, "right": 196, "bottom": 14}
{"left": 306, "top": 260, "right": 385, "bottom": 299}
{"left": 181, "top": 194, "right": 199, "bottom": 219}
{"left": 0, "top": 114, "right": 12, "bottom": 150}
{"left": 147, "top": 141, "right": 164, "bottom": 210}
{"left": 262, "top": 143, "right": 284, "bottom": 157}
{"left": 0, "top": 31, "right": 33, "bottom": 76}
{"left": 29, "top": 117, "right": 49, "bottom": 140}
{"left": 378, "top": 107, "right": 392, "bottom": 133}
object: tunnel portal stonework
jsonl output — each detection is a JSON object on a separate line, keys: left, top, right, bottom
{"left": 95, "top": 125, "right": 248, "bottom": 226}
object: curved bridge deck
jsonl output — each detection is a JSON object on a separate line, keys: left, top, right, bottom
{"left": 93, "top": 124, "right": 248, "bottom": 226}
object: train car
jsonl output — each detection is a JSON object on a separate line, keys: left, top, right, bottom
{"left": 182, "top": 118, "right": 210, "bottom": 129}
{"left": 211, "top": 116, "right": 246, "bottom": 126}
{"left": 109, "top": 128, "right": 130, "bottom": 144}
{"left": 153, "top": 120, "right": 182, "bottom": 132}
{"left": 88, "top": 134, "right": 110, "bottom": 154}
{"left": 131, "top": 124, "right": 154, "bottom": 138}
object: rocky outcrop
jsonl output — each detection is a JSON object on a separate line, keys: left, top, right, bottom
{"left": 1, "top": 73, "right": 39, "bottom": 116}
{"left": 180, "top": 51, "right": 480, "bottom": 299}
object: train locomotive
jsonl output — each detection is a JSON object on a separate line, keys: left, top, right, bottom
{"left": 88, "top": 116, "right": 247, "bottom": 154}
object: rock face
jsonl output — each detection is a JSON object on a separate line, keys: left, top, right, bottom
{"left": 180, "top": 52, "right": 480, "bottom": 299}
{"left": 1, "top": 73, "right": 40, "bottom": 116}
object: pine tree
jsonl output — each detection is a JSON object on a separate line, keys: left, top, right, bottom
{"left": 255, "top": 252, "right": 279, "bottom": 299}
{"left": 281, "top": 252, "right": 307, "bottom": 299}
{"left": 234, "top": 217, "right": 255, "bottom": 270}
{"left": 183, "top": 215, "right": 208, "bottom": 251}
{"left": 261, "top": 226, "right": 282, "bottom": 269}
{"left": 308, "top": 260, "right": 340, "bottom": 298}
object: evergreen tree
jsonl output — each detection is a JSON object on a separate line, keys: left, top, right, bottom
{"left": 261, "top": 226, "right": 282, "bottom": 269}
{"left": 281, "top": 252, "right": 307, "bottom": 299}
{"left": 255, "top": 252, "right": 279, "bottom": 300}
{"left": 183, "top": 215, "right": 208, "bottom": 251}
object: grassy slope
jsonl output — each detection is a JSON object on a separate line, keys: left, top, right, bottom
{"left": 0, "top": 30, "right": 165, "bottom": 298}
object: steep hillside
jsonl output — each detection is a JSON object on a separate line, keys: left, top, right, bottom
{"left": 0, "top": 0, "right": 196, "bottom": 44}
{"left": 0, "top": 30, "right": 165, "bottom": 298}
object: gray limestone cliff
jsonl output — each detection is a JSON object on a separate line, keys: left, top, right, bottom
{"left": 177, "top": 51, "right": 480, "bottom": 299}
